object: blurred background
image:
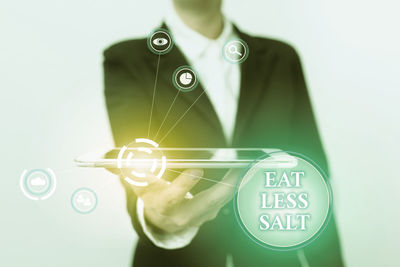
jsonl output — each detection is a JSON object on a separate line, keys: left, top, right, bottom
{"left": 1, "top": 0, "right": 399, "bottom": 266}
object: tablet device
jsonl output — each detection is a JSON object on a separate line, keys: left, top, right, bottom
{"left": 74, "top": 148, "right": 296, "bottom": 169}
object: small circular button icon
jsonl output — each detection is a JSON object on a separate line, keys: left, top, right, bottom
{"left": 71, "top": 188, "right": 97, "bottom": 214}
{"left": 223, "top": 39, "right": 249, "bottom": 64}
{"left": 173, "top": 66, "right": 198, "bottom": 92}
{"left": 20, "top": 168, "right": 57, "bottom": 200}
{"left": 148, "top": 29, "right": 173, "bottom": 55}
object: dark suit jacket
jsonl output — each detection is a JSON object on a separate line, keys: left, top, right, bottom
{"left": 103, "top": 25, "right": 343, "bottom": 267}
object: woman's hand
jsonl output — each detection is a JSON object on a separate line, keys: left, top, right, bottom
{"left": 129, "top": 169, "right": 240, "bottom": 233}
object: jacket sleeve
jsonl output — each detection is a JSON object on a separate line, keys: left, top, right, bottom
{"left": 103, "top": 49, "right": 199, "bottom": 248}
{"left": 289, "top": 49, "right": 344, "bottom": 266}
{"left": 103, "top": 49, "right": 152, "bottom": 243}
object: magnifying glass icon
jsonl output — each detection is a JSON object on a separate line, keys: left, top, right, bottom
{"left": 228, "top": 44, "right": 242, "bottom": 56}
{"left": 224, "top": 40, "right": 248, "bottom": 63}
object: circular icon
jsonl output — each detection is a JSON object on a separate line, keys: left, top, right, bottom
{"left": 234, "top": 152, "right": 332, "bottom": 250}
{"left": 172, "top": 66, "right": 198, "bottom": 92}
{"left": 117, "top": 138, "right": 167, "bottom": 187}
{"left": 71, "top": 188, "right": 97, "bottom": 214}
{"left": 20, "top": 168, "right": 57, "bottom": 200}
{"left": 223, "top": 39, "right": 249, "bottom": 64}
{"left": 148, "top": 29, "right": 173, "bottom": 55}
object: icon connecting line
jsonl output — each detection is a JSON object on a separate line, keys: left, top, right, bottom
{"left": 158, "top": 90, "right": 206, "bottom": 144}
{"left": 144, "top": 32, "right": 247, "bottom": 153}
{"left": 166, "top": 169, "right": 235, "bottom": 188}
{"left": 146, "top": 29, "right": 207, "bottom": 145}
{"left": 154, "top": 90, "right": 181, "bottom": 140}
{"left": 147, "top": 54, "right": 161, "bottom": 138}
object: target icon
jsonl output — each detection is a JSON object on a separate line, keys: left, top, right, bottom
{"left": 117, "top": 138, "right": 166, "bottom": 187}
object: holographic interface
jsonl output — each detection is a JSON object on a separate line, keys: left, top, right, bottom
{"left": 117, "top": 138, "right": 166, "bottom": 187}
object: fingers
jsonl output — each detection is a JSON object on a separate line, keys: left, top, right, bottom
{"left": 125, "top": 169, "right": 203, "bottom": 204}
{"left": 198, "top": 169, "right": 241, "bottom": 201}
{"left": 190, "top": 169, "right": 242, "bottom": 216}
{"left": 124, "top": 173, "right": 168, "bottom": 197}
{"left": 191, "top": 208, "right": 220, "bottom": 227}
{"left": 221, "top": 168, "right": 242, "bottom": 186}
{"left": 156, "top": 169, "right": 203, "bottom": 208}
{"left": 168, "top": 169, "right": 203, "bottom": 199}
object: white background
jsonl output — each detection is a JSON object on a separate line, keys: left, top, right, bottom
{"left": 1, "top": 0, "right": 399, "bottom": 266}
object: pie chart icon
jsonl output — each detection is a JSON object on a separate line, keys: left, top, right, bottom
{"left": 173, "top": 67, "right": 198, "bottom": 92}
{"left": 179, "top": 72, "right": 193, "bottom": 85}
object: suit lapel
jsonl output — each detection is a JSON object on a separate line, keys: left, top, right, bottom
{"left": 232, "top": 28, "right": 276, "bottom": 145}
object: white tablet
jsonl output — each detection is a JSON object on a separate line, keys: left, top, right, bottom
{"left": 74, "top": 148, "right": 295, "bottom": 169}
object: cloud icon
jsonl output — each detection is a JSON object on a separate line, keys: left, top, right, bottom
{"left": 30, "top": 177, "right": 46, "bottom": 186}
